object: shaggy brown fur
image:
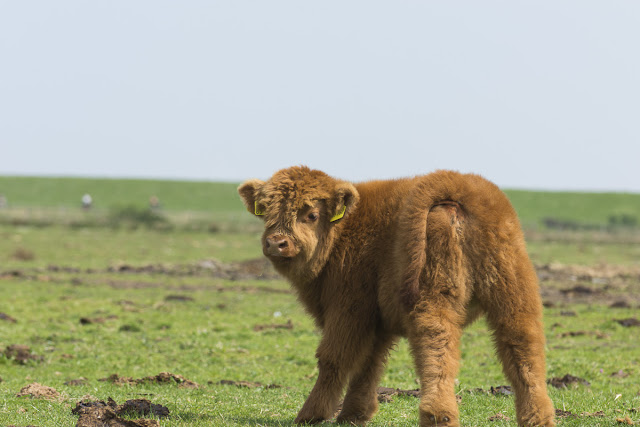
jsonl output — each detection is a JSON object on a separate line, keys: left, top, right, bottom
{"left": 238, "top": 166, "right": 555, "bottom": 427}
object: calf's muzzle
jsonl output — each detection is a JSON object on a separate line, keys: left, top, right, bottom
{"left": 264, "top": 234, "right": 297, "bottom": 258}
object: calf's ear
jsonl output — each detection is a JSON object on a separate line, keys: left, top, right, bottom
{"left": 238, "top": 179, "right": 265, "bottom": 215}
{"left": 330, "top": 182, "right": 359, "bottom": 222}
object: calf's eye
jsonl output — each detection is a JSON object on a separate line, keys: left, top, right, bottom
{"left": 307, "top": 212, "right": 319, "bottom": 222}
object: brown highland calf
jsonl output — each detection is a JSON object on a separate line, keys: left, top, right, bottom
{"left": 238, "top": 166, "right": 555, "bottom": 427}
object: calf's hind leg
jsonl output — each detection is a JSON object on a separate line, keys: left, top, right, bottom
{"left": 408, "top": 297, "right": 465, "bottom": 427}
{"left": 407, "top": 208, "right": 469, "bottom": 427}
{"left": 481, "top": 259, "right": 555, "bottom": 426}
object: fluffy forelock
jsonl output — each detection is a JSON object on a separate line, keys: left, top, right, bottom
{"left": 258, "top": 166, "right": 335, "bottom": 226}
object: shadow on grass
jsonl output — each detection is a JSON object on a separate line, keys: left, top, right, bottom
{"left": 169, "top": 412, "right": 322, "bottom": 426}
{"left": 168, "top": 411, "right": 221, "bottom": 423}
{"left": 220, "top": 416, "right": 334, "bottom": 426}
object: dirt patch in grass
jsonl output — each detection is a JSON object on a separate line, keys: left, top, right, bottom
{"left": 548, "top": 374, "right": 591, "bottom": 389}
{"left": 216, "top": 379, "right": 282, "bottom": 389}
{"left": 1, "top": 258, "right": 280, "bottom": 283}
{"left": 615, "top": 318, "right": 640, "bottom": 327}
{"left": 557, "top": 330, "right": 610, "bottom": 339}
{"left": 65, "top": 378, "right": 89, "bottom": 386}
{"left": 105, "top": 258, "right": 280, "bottom": 281}
{"left": 554, "top": 409, "right": 607, "bottom": 420}
{"left": 468, "top": 385, "right": 514, "bottom": 396}
{"left": 80, "top": 315, "right": 118, "bottom": 325}
{"left": 17, "top": 383, "right": 61, "bottom": 401}
{"left": 0, "top": 312, "right": 17, "bottom": 323}
{"left": 610, "top": 370, "right": 630, "bottom": 378}
{"left": 376, "top": 386, "right": 420, "bottom": 403}
{"left": 555, "top": 409, "right": 577, "bottom": 418}
{"left": 11, "top": 247, "right": 35, "bottom": 261}
{"left": 105, "top": 280, "right": 292, "bottom": 295}
{"left": 610, "top": 300, "right": 633, "bottom": 308}
{"left": 99, "top": 372, "right": 199, "bottom": 389}
{"left": 3, "top": 260, "right": 639, "bottom": 305}
{"left": 72, "top": 397, "right": 169, "bottom": 427}
{"left": 488, "top": 412, "right": 511, "bottom": 421}
{"left": 537, "top": 263, "right": 640, "bottom": 306}
{"left": 253, "top": 319, "right": 294, "bottom": 332}
{"left": 164, "top": 294, "right": 194, "bottom": 302}
{"left": 3, "top": 345, "right": 43, "bottom": 364}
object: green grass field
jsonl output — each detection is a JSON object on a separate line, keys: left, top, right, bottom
{"left": 2, "top": 175, "right": 640, "bottom": 228}
{"left": 0, "top": 176, "right": 240, "bottom": 212}
{"left": 1, "top": 176, "right": 639, "bottom": 426}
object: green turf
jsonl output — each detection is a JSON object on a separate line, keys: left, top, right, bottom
{"left": 1, "top": 272, "right": 639, "bottom": 426}
{"left": 0, "top": 226, "right": 262, "bottom": 269}
{"left": 1, "top": 224, "right": 639, "bottom": 426}
{"left": 1, "top": 176, "right": 639, "bottom": 425}
{"left": 526, "top": 239, "right": 640, "bottom": 266}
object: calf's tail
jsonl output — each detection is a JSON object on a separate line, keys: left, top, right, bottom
{"left": 397, "top": 171, "right": 471, "bottom": 311}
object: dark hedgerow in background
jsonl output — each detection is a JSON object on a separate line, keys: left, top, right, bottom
{"left": 608, "top": 213, "right": 637, "bottom": 228}
{"left": 543, "top": 214, "right": 638, "bottom": 232}
{"left": 107, "top": 205, "right": 172, "bottom": 231}
{"left": 0, "top": 207, "right": 236, "bottom": 233}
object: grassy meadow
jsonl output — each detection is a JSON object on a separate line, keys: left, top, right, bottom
{"left": 1, "top": 176, "right": 639, "bottom": 426}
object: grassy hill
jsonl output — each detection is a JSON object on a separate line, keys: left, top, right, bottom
{"left": 0, "top": 176, "right": 639, "bottom": 229}
{"left": 504, "top": 189, "right": 640, "bottom": 229}
{"left": 0, "top": 176, "right": 240, "bottom": 213}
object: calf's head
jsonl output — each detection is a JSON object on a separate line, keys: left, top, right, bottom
{"left": 238, "top": 166, "right": 359, "bottom": 281}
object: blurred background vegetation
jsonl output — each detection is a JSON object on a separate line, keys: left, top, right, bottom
{"left": 1, "top": 176, "right": 639, "bottom": 234}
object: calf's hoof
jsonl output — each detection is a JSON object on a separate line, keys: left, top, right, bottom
{"left": 294, "top": 409, "right": 329, "bottom": 425}
{"left": 420, "top": 412, "right": 458, "bottom": 427}
{"left": 336, "top": 400, "right": 377, "bottom": 425}
{"left": 518, "top": 397, "right": 556, "bottom": 426}
{"left": 294, "top": 415, "right": 326, "bottom": 425}
{"left": 336, "top": 412, "right": 371, "bottom": 426}
{"left": 519, "top": 413, "right": 555, "bottom": 427}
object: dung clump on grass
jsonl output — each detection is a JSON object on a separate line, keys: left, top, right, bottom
{"left": 253, "top": 319, "right": 294, "bottom": 332}
{"left": 72, "top": 397, "right": 169, "bottom": 427}
{"left": 216, "top": 379, "right": 282, "bottom": 389}
{"left": 0, "top": 312, "right": 17, "bottom": 323}
{"left": 17, "top": 383, "right": 61, "bottom": 401}
{"left": 375, "top": 386, "right": 420, "bottom": 403}
{"left": 99, "top": 372, "right": 199, "bottom": 389}
{"left": 616, "top": 318, "right": 640, "bottom": 327}
{"left": 547, "top": 374, "right": 591, "bottom": 389}
{"left": 3, "top": 344, "right": 43, "bottom": 364}
{"left": 11, "top": 247, "right": 35, "bottom": 261}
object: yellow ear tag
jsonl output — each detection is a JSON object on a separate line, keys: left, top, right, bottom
{"left": 254, "top": 201, "right": 265, "bottom": 216}
{"left": 330, "top": 205, "right": 346, "bottom": 222}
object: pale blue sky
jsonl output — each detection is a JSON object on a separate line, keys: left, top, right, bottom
{"left": 1, "top": 2, "right": 639, "bottom": 191}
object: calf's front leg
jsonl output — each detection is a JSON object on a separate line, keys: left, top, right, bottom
{"left": 336, "top": 334, "right": 395, "bottom": 425}
{"left": 295, "top": 316, "right": 375, "bottom": 424}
